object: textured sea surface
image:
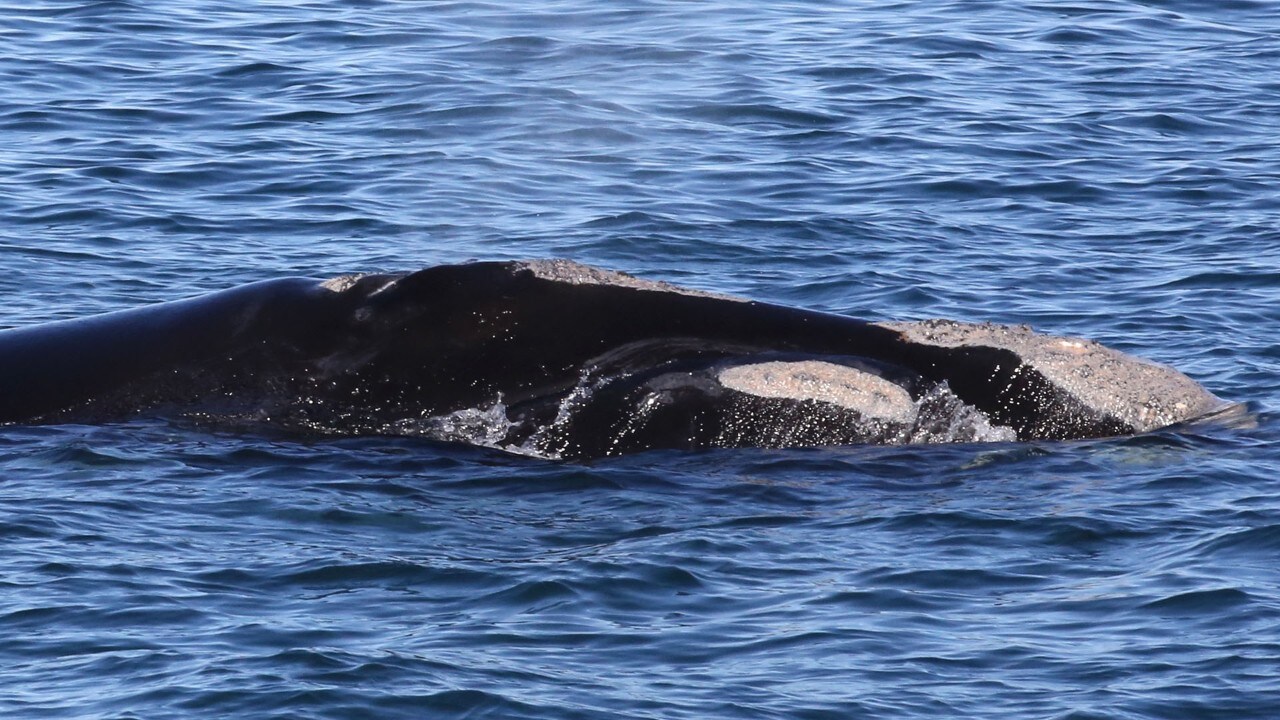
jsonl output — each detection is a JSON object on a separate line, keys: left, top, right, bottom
{"left": 3, "top": 1, "right": 1280, "bottom": 718}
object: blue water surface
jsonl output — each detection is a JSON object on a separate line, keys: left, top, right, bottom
{"left": 2, "top": 1, "right": 1280, "bottom": 718}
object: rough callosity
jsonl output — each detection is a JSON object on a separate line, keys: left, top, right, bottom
{"left": 319, "top": 274, "right": 363, "bottom": 293}
{"left": 519, "top": 259, "right": 742, "bottom": 301}
{"left": 876, "top": 319, "right": 1224, "bottom": 432}
{"left": 717, "top": 360, "right": 916, "bottom": 423}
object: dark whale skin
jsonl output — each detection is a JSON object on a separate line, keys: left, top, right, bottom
{"left": 0, "top": 260, "right": 1223, "bottom": 458}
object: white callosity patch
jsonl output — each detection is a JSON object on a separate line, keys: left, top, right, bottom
{"left": 716, "top": 360, "right": 1018, "bottom": 445}
{"left": 878, "top": 319, "right": 1223, "bottom": 432}
{"left": 519, "top": 259, "right": 743, "bottom": 301}
{"left": 718, "top": 360, "right": 915, "bottom": 423}
{"left": 319, "top": 274, "right": 363, "bottom": 293}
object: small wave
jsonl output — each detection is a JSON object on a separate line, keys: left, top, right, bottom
{"left": 279, "top": 560, "right": 490, "bottom": 590}
{"left": 1139, "top": 588, "right": 1252, "bottom": 615}
{"left": 213, "top": 61, "right": 305, "bottom": 79}
{"left": 1196, "top": 524, "right": 1280, "bottom": 557}
{"left": 478, "top": 579, "right": 579, "bottom": 609}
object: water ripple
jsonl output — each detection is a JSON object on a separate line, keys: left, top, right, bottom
{"left": 2, "top": 0, "right": 1280, "bottom": 718}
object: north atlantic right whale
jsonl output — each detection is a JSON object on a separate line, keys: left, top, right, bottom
{"left": 0, "top": 259, "right": 1225, "bottom": 459}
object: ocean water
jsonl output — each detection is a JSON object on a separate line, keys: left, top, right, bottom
{"left": 2, "top": 1, "right": 1280, "bottom": 718}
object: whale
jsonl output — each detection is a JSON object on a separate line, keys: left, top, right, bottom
{"left": 0, "top": 259, "right": 1225, "bottom": 459}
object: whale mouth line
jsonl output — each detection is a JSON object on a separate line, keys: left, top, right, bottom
{"left": 0, "top": 259, "right": 1225, "bottom": 460}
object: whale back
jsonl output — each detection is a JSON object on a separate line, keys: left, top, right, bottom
{"left": 0, "top": 260, "right": 1224, "bottom": 458}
